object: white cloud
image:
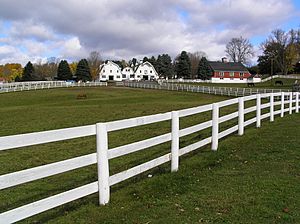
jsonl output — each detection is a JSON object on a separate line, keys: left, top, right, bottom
{"left": 0, "top": 0, "right": 297, "bottom": 65}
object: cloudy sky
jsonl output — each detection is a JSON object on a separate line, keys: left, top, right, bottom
{"left": 0, "top": 0, "right": 299, "bottom": 65}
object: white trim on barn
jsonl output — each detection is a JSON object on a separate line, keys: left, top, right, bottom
{"left": 99, "top": 61, "right": 122, "bottom": 81}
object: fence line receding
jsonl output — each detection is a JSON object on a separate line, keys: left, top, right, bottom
{"left": 0, "top": 92, "right": 299, "bottom": 223}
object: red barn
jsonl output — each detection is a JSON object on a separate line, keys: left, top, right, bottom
{"left": 208, "top": 58, "right": 252, "bottom": 83}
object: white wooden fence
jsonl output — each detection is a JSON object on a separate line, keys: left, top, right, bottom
{"left": 124, "top": 81, "right": 293, "bottom": 97}
{"left": 0, "top": 92, "right": 299, "bottom": 223}
{"left": 163, "top": 74, "right": 300, "bottom": 84}
{"left": 0, "top": 81, "right": 107, "bottom": 93}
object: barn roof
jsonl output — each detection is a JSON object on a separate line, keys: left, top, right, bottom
{"left": 208, "top": 61, "right": 249, "bottom": 72}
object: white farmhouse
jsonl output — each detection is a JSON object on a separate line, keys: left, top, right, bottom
{"left": 99, "top": 61, "right": 122, "bottom": 81}
{"left": 134, "top": 61, "right": 158, "bottom": 81}
{"left": 121, "top": 66, "right": 134, "bottom": 80}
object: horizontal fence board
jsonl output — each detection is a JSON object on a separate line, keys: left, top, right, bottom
{"left": 244, "top": 117, "right": 256, "bottom": 127}
{"left": 0, "top": 153, "right": 96, "bottom": 190}
{"left": 244, "top": 106, "right": 256, "bottom": 114}
{"left": 274, "top": 110, "right": 281, "bottom": 115}
{"left": 219, "top": 112, "right": 238, "bottom": 123}
{"left": 0, "top": 125, "right": 96, "bottom": 151}
{"left": 179, "top": 121, "right": 212, "bottom": 137}
{"left": 243, "top": 95, "right": 257, "bottom": 101}
{"left": 108, "top": 133, "right": 171, "bottom": 159}
{"left": 106, "top": 112, "right": 171, "bottom": 132}
{"left": 179, "top": 137, "right": 212, "bottom": 156}
{"left": 274, "top": 101, "right": 282, "bottom": 106}
{"left": 0, "top": 182, "right": 98, "bottom": 223}
{"left": 261, "top": 113, "right": 270, "bottom": 120}
{"left": 219, "top": 125, "right": 238, "bottom": 139}
{"left": 109, "top": 153, "right": 171, "bottom": 186}
{"left": 178, "top": 104, "right": 212, "bottom": 117}
{"left": 261, "top": 103, "right": 271, "bottom": 109}
{"left": 218, "top": 98, "right": 239, "bottom": 107}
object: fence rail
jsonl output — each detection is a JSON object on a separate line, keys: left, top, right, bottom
{"left": 0, "top": 81, "right": 107, "bottom": 93}
{"left": 123, "top": 81, "right": 294, "bottom": 97}
{"left": 0, "top": 91, "right": 299, "bottom": 223}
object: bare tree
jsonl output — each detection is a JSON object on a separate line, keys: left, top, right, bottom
{"left": 87, "top": 51, "right": 102, "bottom": 81}
{"left": 187, "top": 51, "right": 207, "bottom": 79}
{"left": 225, "top": 36, "right": 254, "bottom": 63}
{"left": 260, "top": 29, "right": 300, "bottom": 75}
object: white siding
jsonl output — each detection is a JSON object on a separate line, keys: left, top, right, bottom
{"left": 99, "top": 61, "right": 122, "bottom": 81}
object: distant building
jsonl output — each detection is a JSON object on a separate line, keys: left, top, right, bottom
{"left": 99, "top": 61, "right": 122, "bottom": 81}
{"left": 134, "top": 61, "right": 159, "bottom": 81}
{"left": 98, "top": 61, "right": 158, "bottom": 81}
{"left": 121, "top": 66, "right": 134, "bottom": 80}
{"left": 208, "top": 59, "right": 260, "bottom": 83}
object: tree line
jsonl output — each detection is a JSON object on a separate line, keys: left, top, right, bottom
{"left": 1, "top": 27, "right": 299, "bottom": 82}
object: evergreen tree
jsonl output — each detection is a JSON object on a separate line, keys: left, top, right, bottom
{"left": 75, "top": 59, "right": 92, "bottom": 82}
{"left": 156, "top": 54, "right": 174, "bottom": 78}
{"left": 57, "top": 60, "right": 73, "bottom": 80}
{"left": 143, "top": 57, "right": 149, "bottom": 63}
{"left": 197, "top": 57, "right": 212, "bottom": 80}
{"left": 148, "top": 56, "right": 157, "bottom": 70}
{"left": 22, "top": 61, "right": 34, "bottom": 81}
{"left": 175, "top": 51, "right": 191, "bottom": 78}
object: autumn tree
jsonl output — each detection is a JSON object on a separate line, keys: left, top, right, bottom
{"left": 57, "top": 60, "right": 73, "bottom": 80}
{"left": 225, "top": 36, "right": 254, "bottom": 63}
{"left": 0, "top": 63, "right": 23, "bottom": 81}
{"left": 197, "top": 57, "right": 212, "bottom": 80}
{"left": 22, "top": 61, "right": 35, "bottom": 81}
{"left": 87, "top": 51, "right": 102, "bottom": 81}
{"left": 175, "top": 51, "right": 191, "bottom": 78}
{"left": 75, "top": 59, "right": 92, "bottom": 82}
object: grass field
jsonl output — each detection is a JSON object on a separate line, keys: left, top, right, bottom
{"left": 0, "top": 87, "right": 299, "bottom": 223}
{"left": 177, "top": 78, "right": 298, "bottom": 90}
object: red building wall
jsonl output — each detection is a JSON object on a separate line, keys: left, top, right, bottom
{"left": 213, "top": 71, "right": 251, "bottom": 79}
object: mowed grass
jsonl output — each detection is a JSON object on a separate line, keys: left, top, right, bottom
{"left": 179, "top": 78, "right": 298, "bottom": 90}
{"left": 0, "top": 87, "right": 299, "bottom": 223}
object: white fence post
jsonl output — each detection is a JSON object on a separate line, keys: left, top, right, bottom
{"left": 171, "top": 111, "right": 179, "bottom": 172}
{"left": 296, "top": 92, "right": 299, "bottom": 113}
{"left": 270, "top": 93, "right": 274, "bottom": 122}
{"left": 211, "top": 103, "right": 219, "bottom": 151}
{"left": 289, "top": 92, "right": 293, "bottom": 114}
{"left": 96, "top": 123, "right": 110, "bottom": 205}
{"left": 238, "top": 97, "right": 244, "bottom": 135}
{"left": 256, "top": 94, "right": 261, "bottom": 128}
{"left": 281, "top": 92, "right": 285, "bottom": 117}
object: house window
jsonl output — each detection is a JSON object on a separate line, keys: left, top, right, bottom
{"left": 137, "top": 75, "right": 140, "bottom": 78}
{"left": 140, "top": 70, "right": 142, "bottom": 73}
{"left": 110, "top": 70, "right": 112, "bottom": 73}
{"left": 240, "top": 72, "right": 244, "bottom": 77}
{"left": 122, "top": 74, "right": 126, "bottom": 78}
{"left": 130, "top": 74, "right": 134, "bottom": 78}
{"left": 102, "top": 75, "right": 106, "bottom": 78}
{"left": 144, "top": 70, "right": 148, "bottom": 74}
{"left": 230, "top": 72, "right": 234, "bottom": 77}
{"left": 117, "top": 75, "right": 120, "bottom": 78}
{"left": 103, "top": 70, "right": 105, "bottom": 73}
{"left": 117, "top": 70, "right": 119, "bottom": 73}
{"left": 150, "top": 70, "right": 152, "bottom": 73}
{"left": 220, "top": 72, "right": 224, "bottom": 77}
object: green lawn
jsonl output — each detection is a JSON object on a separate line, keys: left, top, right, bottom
{"left": 0, "top": 87, "right": 299, "bottom": 223}
{"left": 176, "top": 78, "right": 298, "bottom": 90}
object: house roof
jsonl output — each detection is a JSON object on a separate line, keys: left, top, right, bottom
{"left": 208, "top": 61, "right": 249, "bottom": 72}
